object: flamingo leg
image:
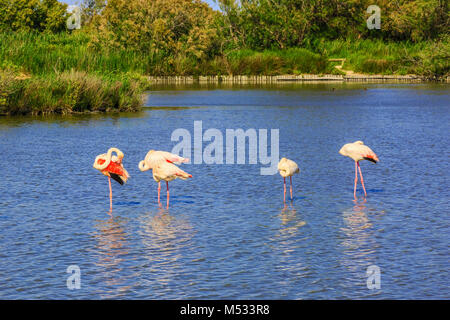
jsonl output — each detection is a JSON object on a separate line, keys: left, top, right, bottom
{"left": 354, "top": 161, "right": 358, "bottom": 200}
{"left": 357, "top": 162, "right": 367, "bottom": 197}
{"left": 290, "top": 176, "right": 293, "bottom": 201}
{"left": 157, "top": 181, "right": 161, "bottom": 206}
{"left": 166, "top": 181, "right": 170, "bottom": 209}
{"left": 283, "top": 177, "right": 286, "bottom": 203}
{"left": 108, "top": 176, "right": 113, "bottom": 215}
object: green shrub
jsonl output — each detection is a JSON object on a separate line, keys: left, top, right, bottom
{"left": 0, "top": 0, "right": 68, "bottom": 33}
{"left": 0, "top": 70, "right": 143, "bottom": 115}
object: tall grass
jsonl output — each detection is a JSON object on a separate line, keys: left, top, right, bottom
{"left": 224, "top": 48, "right": 332, "bottom": 75}
{"left": 0, "top": 32, "right": 448, "bottom": 115}
{"left": 0, "top": 32, "right": 333, "bottom": 76}
{"left": 314, "top": 38, "right": 450, "bottom": 76}
{"left": 0, "top": 32, "right": 147, "bottom": 115}
{"left": 0, "top": 70, "right": 143, "bottom": 115}
{"left": 0, "top": 31, "right": 151, "bottom": 75}
{"left": 1, "top": 31, "right": 448, "bottom": 77}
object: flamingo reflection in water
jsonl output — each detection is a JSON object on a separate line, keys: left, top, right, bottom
{"left": 92, "top": 217, "right": 137, "bottom": 298}
{"left": 138, "top": 208, "right": 198, "bottom": 289}
{"left": 339, "top": 199, "right": 381, "bottom": 288}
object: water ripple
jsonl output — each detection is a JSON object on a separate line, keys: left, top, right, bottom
{"left": 0, "top": 83, "right": 448, "bottom": 299}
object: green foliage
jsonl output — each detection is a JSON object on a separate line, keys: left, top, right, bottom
{"left": 218, "top": 0, "right": 449, "bottom": 50}
{"left": 225, "top": 48, "right": 330, "bottom": 75}
{"left": 217, "top": 0, "right": 312, "bottom": 50}
{"left": 0, "top": 0, "right": 448, "bottom": 117}
{"left": 91, "top": 0, "right": 220, "bottom": 63}
{"left": 1, "top": 31, "right": 449, "bottom": 78}
{"left": 0, "top": 0, "right": 68, "bottom": 33}
{"left": 0, "top": 0, "right": 448, "bottom": 45}
{"left": 380, "top": 0, "right": 449, "bottom": 42}
{"left": 315, "top": 37, "right": 450, "bottom": 76}
{"left": 0, "top": 31, "right": 150, "bottom": 75}
{"left": 0, "top": 70, "right": 143, "bottom": 115}
{"left": 0, "top": 70, "right": 16, "bottom": 110}
{"left": 0, "top": 31, "right": 333, "bottom": 76}
{"left": 0, "top": 0, "right": 448, "bottom": 118}
{"left": 80, "top": 0, "right": 105, "bottom": 27}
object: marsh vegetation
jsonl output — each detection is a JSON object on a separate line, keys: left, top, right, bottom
{"left": 0, "top": 0, "right": 448, "bottom": 114}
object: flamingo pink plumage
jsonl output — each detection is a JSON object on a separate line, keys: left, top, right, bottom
{"left": 93, "top": 147, "right": 130, "bottom": 214}
{"left": 339, "top": 141, "right": 379, "bottom": 200}
{"left": 139, "top": 150, "right": 192, "bottom": 208}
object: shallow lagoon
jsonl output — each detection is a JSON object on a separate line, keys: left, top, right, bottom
{"left": 1, "top": 82, "right": 449, "bottom": 299}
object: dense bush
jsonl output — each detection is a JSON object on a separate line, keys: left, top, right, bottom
{"left": 316, "top": 37, "right": 450, "bottom": 76}
{"left": 218, "top": 0, "right": 449, "bottom": 49}
{"left": 0, "top": 0, "right": 448, "bottom": 48}
{"left": 0, "top": 70, "right": 143, "bottom": 115}
{"left": 225, "top": 48, "right": 331, "bottom": 75}
{"left": 0, "top": 31, "right": 336, "bottom": 76}
{"left": 0, "top": 0, "right": 448, "bottom": 116}
{"left": 0, "top": 0, "right": 68, "bottom": 33}
{"left": 90, "top": 0, "right": 220, "bottom": 63}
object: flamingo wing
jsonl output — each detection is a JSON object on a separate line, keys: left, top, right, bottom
{"left": 358, "top": 145, "right": 379, "bottom": 163}
{"left": 341, "top": 143, "right": 379, "bottom": 163}
{"left": 97, "top": 158, "right": 129, "bottom": 183}
{"left": 154, "top": 162, "right": 192, "bottom": 181}
{"left": 110, "top": 172, "right": 125, "bottom": 185}
{"left": 148, "top": 151, "right": 189, "bottom": 167}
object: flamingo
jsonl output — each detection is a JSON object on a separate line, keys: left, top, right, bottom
{"left": 339, "top": 141, "right": 379, "bottom": 200}
{"left": 93, "top": 147, "right": 129, "bottom": 214}
{"left": 278, "top": 158, "right": 300, "bottom": 202}
{"left": 138, "top": 150, "right": 192, "bottom": 208}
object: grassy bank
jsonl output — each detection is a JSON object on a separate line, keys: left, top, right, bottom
{"left": 0, "top": 70, "right": 143, "bottom": 115}
{"left": 2, "top": 32, "right": 448, "bottom": 77}
{"left": 0, "top": 32, "right": 333, "bottom": 76}
{"left": 0, "top": 32, "right": 149, "bottom": 76}
{"left": 315, "top": 38, "right": 450, "bottom": 77}
{"left": 0, "top": 32, "right": 147, "bottom": 115}
{"left": 0, "top": 31, "right": 448, "bottom": 115}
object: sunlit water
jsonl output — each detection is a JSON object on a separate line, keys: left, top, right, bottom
{"left": 0, "top": 83, "right": 449, "bottom": 299}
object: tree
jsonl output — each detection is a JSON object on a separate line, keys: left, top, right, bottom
{"left": 81, "top": 0, "right": 106, "bottom": 27}
{"left": 0, "top": 0, "right": 68, "bottom": 33}
{"left": 216, "top": 0, "right": 449, "bottom": 50}
{"left": 92, "top": 0, "right": 220, "bottom": 60}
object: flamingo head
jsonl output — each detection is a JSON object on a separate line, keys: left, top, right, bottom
{"left": 111, "top": 155, "right": 122, "bottom": 164}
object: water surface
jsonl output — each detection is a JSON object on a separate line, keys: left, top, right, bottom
{"left": 1, "top": 82, "right": 449, "bottom": 299}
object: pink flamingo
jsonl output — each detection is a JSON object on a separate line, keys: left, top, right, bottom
{"left": 93, "top": 147, "right": 130, "bottom": 214}
{"left": 278, "top": 157, "right": 300, "bottom": 202}
{"left": 339, "top": 141, "right": 379, "bottom": 200}
{"left": 139, "top": 150, "right": 192, "bottom": 208}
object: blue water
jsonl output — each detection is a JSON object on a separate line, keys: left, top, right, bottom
{"left": 0, "top": 83, "right": 449, "bottom": 299}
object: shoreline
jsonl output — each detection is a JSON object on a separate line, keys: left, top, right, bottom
{"left": 147, "top": 74, "right": 450, "bottom": 84}
{"left": 2, "top": 72, "right": 448, "bottom": 116}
